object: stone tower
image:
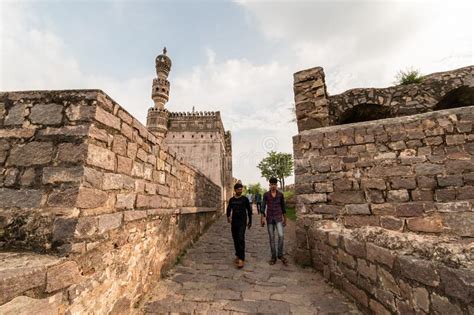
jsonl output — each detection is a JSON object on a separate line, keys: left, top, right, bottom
{"left": 146, "top": 47, "right": 172, "bottom": 140}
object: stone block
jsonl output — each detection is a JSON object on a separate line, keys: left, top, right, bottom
{"left": 411, "top": 189, "right": 434, "bottom": 201}
{"left": 98, "top": 213, "right": 122, "bottom": 233}
{"left": 0, "top": 293, "right": 63, "bottom": 315}
{"left": 343, "top": 215, "right": 379, "bottom": 227}
{"left": 47, "top": 187, "right": 78, "bottom": 207}
{"left": 39, "top": 125, "right": 89, "bottom": 137}
{"left": 390, "top": 177, "right": 416, "bottom": 190}
{"left": 369, "top": 299, "right": 390, "bottom": 315}
{"left": 406, "top": 216, "right": 444, "bottom": 233}
{"left": 0, "top": 266, "right": 46, "bottom": 305}
{"left": 443, "top": 212, "right": 474, "bottom": 237}
{"left": 298, "top": 193, "right": 327, "bottom": 204}
{"left": 0, "top": 128, "right": 36, "bottom": 138}
{"left": 117, "top": 155, "right": 132, "bottom": 175}
{"left": 124, "top": 210, "right": 147, "bottom": 222}
{"left": 415, "top": 163, "right": 445, "bottom": 176}
{"left": 103, "top": 173, "right": 134, "bottom": 190}
{"left": 30, "top": 103, "right": 63, "bottom": 125}
{"left": 116, "top": 193, "right": 135, "bottom": 209}
{"left": 76, "top": 187, "right": 108, "bottom": 209}
{"left": 66, "top": 104, "right": 95, "bottom": 121}
{"left": 357, "top": 259, "right": 376, "bottom": 282}
{"left": 0, "top": 188, "right": 43, "bottom": 208}
{"left": 456, "top": 185, "right": 474, "bottom": 199}
{"left": 344, "top": 204, "right": 370, "bottom": 215}
{"left": 46, "top": 261, "right": 81, "bottom": 292}
{"left": 74, "top": 216, "right": 98, "bottom": 238}
{"left": 361, "top": 178, "right": 386, "bottom": 190}
{"left": 86, "top": 144, "right": 115, "bottom": 171}
{"left": 42, "top": 166, "right": 83, "bottom": 184}
{"left": 365, "top": 189, "right": 385, "bottom": 203}
{"left": 387, "top": 190, "right": 410, "bottom": 202}
{"left": 5, "top": 103, "right": 26, "bottom": 125}
{"left": 342, "top": 279, "right": 368, "bottom": 307}
{"left": 95, "top": 106, "right": 121, "bottom": 130}
{"left": 328, "top": 191, "right": 365, "bottom": 204}
{"left": 57, "top": 143, "right": 87, "bottom": 163}
{"left": 344, "top": 237, "right": 366, "bottom": 258}
{"left": 313, "top": 182, "right": 333, "bottom": 193}
{"left": 380, "top": 216, "right": 404, "bottom": 231}
{"left": 395, "top": 203, "right": 425, "bottom": 217}
{"left": 337, "top": 249, "right": 356, "bottom": 269}
{"left": 446, "top": 160, "right": 474, "bottom": 174}
{"left": 366, "top": 243, "right": 395, "bottom": 269}
{"left": 7, "top": 141, "right": 53, "bottom": 166}
{"left": 417, "top": 176, "right": 437, "bottom": 189}
{"left": 437, "top": 175, "right": 463, "bottom": 187}
{"left": 398, "top": 256, "right": 439, "bottom": 287}
{"left": 310, "top": 204, "right": 342, "bottom": 214}
{"left": 112, "top": 135, "right": 127, "bottom": 155}
{"left": 438, "top": 266, "right": 474, "bottom": 304}
{"left": 412, "top": 287, "right": 429, "bottom": 312}
{"left": 435, "top": 188, "right": 456, "bottom": 202}
{"left": 430, "top": 293, "right": 463, "bottom": 315}
{"left": 378, "top": 267, "right": 400, "bottom": 295}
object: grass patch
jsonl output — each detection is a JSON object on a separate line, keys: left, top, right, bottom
{"left": 286, "top": 206, "right": 297, "bottom": 221}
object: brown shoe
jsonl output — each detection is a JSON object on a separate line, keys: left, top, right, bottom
{"left": 279, "top": 256, "right": 289, "bottom": 266}
{"left": 237, "top": 259, "right": 244, "bottom": 269}
{"left": 268, "top": 258, "right": 276, "bottom": 265}
{"left": 234, "top": 257, "right": 239, "bottom": 265}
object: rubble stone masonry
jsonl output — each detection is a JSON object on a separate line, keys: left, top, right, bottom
{"left": 0, "top": 90, "right": 221, "bottom": 313}
{"left": 293, "top": 66, "right": 473, "bottom": 314}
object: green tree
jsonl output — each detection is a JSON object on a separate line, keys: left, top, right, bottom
{"left": 247, "top": 183, "right": 264, "bottom": 195}
{"left": 257, "top": 151, "right": 293, "bottom": 191}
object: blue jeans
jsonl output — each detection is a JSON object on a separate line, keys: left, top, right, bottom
{"left": 267, "top": 221, "right": 284, "bottom": 259}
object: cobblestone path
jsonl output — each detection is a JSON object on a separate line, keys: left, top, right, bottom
{"left": 142, "top": 214, "right": 360, "bottom": 314}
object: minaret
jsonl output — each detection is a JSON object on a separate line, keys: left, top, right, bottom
{"left": 146, "top": 47, "right": 172, "bottom": 140}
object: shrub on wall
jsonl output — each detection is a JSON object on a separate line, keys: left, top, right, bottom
{"left": 395, "top": 68, "right": 424, "bottom": 85}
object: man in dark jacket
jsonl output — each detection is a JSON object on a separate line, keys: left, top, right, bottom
{"left": 254, "top": 191, "right": 262, "bottom": 214}
{"left": 226, "top": 183, "right": 252, "bottom": 268}
{"left": 260, "top": 177, "right": 288, "bottom": 265}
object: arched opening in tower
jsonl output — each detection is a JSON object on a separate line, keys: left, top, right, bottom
{"left": 434, "top": 86, "right": 474, "bottom": 110}
{"left": 338, "top": 104, "right": 391, "bottom": 125}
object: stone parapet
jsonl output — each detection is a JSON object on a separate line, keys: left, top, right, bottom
{"left": 293, "top": 106, "right": 473, "bottom": 237}
{"left": 0, "top": 89, "right": 221, "bottom": 313}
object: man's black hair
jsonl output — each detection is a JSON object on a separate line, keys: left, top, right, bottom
{"left": 234, "top": 183, "right": 243, "bottom": 189}
{"left": 269, "top": 177, "right": 278, "bottom": 184}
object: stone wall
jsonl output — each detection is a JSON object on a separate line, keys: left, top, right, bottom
{"left": 294, "top": 66, "right": 473, "bottom": 131}
{"left": 293, "top": 65, "right": 473, "bottom": 314}
{"left": 0, "top": 90, "right": 222, "bottom": 313}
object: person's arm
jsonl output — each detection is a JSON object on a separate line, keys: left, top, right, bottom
{"left": 280, "top": 192, "right": 287, "bottom": 226}
{"left": 260, "top": 193, "right": 266, "bottom": 227}
{"left": 246, "top": 198, "right": 252, "bottom": 228}
{"left": 226, "top": 198, "right": 232, "bottom": 223}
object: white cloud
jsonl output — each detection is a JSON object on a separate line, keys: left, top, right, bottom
{"left": 236, "top": 0, "right": 473, "bottom": 93}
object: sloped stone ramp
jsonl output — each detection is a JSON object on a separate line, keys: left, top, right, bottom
{"left": 141, "top": 215, "right": 360, "bottom": 314}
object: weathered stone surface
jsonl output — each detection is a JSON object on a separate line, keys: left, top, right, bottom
{"left": 7, "top": 141, "right": 53, "bottom": 166}
{"left": 431, "top": 293, "right": 463, "bottom": 315}
{"left": 86, "top": 144, "right": 115, "bottom": 171}
{"left": 0, "top": 188, "right": 42, "bottom": 208}
{"left": 98, "top": 213, "right": 122, "bottom": 233}
{"left": 47, "top": 187, "right": 78, "bottom": 207}
{"left": 46, "top": 261, "right": 81, "bottom": 292}
{"left": 42, "top": 166, "right": 83, "bottom": 184}
{"left": 329, "top": 191, "right": 365, "bottom": 204}
{"left": 366, "top": 243, "right": 395, "bottom": 269}
{"left": 76, "top": 187, "right": 109, "bottom": 209}
{"left": 116, "top": 193, "right": 135, "bottom": 209}
{"left": 406, "top": 216, "right": 444, "bottom": 233}
{"left": 4, "top": 104, "right": 27, "bottom": 125}
{"left": 57, "top": 143, "right": 87, "bottom": 163}
{"left": 345, "top": 204, "right": 370, "bottom": 215}
{"left": 30, "top": 103, "right": 63, "bottom": 125}
{"left": 95, "top": 106, "right": 121, "bottom": 130}
{"left": 413, "top": 287, "right": 430, "bottom": 312}
{"left": 0, "top": 293, "right": 63, "bottom": 315}
{"left": 0, "top": 128, "right": 36, "bottom": 138}
{"left": 438, "top": 266, "right": 474, "bottom": 304}
{"left": 398, "top": 256, "right": 439, "bottom": 287}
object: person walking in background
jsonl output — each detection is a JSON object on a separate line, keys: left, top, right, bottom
{"left": 260, "top": 177, "right": 288, "bottom": 266}
{"left": 227, "top": 183, "right": 252, "bottom": 268}
{"left": 254, "top": 191, "right": 262, "bottom": 214}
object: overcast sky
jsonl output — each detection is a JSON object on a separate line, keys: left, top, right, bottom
{"left": 1, "top": 0, "right": 472, "bottom": 187}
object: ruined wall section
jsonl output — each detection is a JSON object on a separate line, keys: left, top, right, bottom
{"left": 0, "top": 90, "right": 221, "bottom": 313}
{"left": 293, "top": 106, "right": 473, "bottom": 314}
{"left": 329, "top": 66, "right": 473, "bottom": 124}
{"left": 293, "top": 107, "right": 474, "bottom": 237}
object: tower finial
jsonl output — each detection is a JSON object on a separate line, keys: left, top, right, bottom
{"left": 163, "top": 47, "right": 167, "bottom": 55}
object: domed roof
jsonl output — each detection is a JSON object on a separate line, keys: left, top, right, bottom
{"left": 155, "top": 47, "right": 172, "bottom": 76}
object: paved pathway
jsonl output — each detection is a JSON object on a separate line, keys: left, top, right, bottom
{"left": 142, "top": 214, "right": 360, "bottom": 314}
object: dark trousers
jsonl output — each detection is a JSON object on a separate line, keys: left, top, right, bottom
{"left": 256, "top": 202, "right": 262, "bottom": 214}
{"left": 231, "top": 222, "right": 246, "bottom": 261}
